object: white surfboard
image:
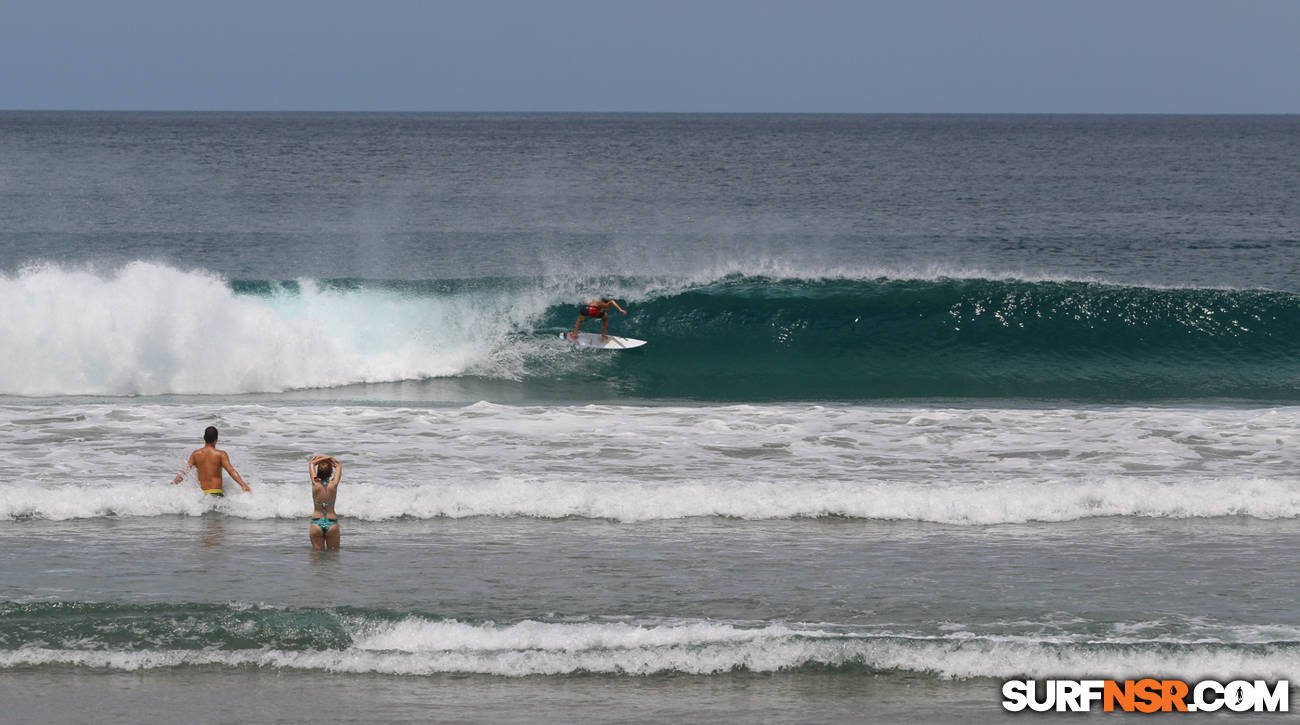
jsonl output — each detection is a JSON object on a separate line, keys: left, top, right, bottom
{"left": 559, "top": 331, "right": 647, "bottom": 350}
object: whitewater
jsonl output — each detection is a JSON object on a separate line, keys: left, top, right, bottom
{"left": 3, "top": 400, "right": 1300, "bottom": 524}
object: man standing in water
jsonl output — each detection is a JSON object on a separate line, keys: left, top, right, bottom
{"left": 172, "top": 426, "right": 252, "bottom": 496}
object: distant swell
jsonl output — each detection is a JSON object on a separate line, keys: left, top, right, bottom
{"left": 4, "top": 262, "right": 1299, "bottom": 400}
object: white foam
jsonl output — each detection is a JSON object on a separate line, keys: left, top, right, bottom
{"left": 0, "top": 262, "right": 556, "bottom": 395}
{"left": 6, "top": 475, "right": 1300, "bottom": 524}
{"left": 5, "top": 402, "right": 1300, "bottom": 524}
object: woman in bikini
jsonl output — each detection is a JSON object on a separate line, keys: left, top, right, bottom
{"left": 309, "top": 455, "right": 342, "bottom": 551}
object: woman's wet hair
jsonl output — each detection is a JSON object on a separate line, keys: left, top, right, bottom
{"left": 316, "top": 461, "right": 334, "bottom": 482}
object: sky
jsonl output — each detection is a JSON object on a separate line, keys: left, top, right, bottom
{"left": 3, "top": 0, "right": 1298, "bottom": 113}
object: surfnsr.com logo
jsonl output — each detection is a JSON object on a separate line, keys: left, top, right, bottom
{"left": 1002, "top": 679, "right": 1289, "bottom": 713}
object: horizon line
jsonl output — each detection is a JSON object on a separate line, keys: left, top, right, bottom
{"left": 3, "top": 108, "right": 1299, "bottom": 117}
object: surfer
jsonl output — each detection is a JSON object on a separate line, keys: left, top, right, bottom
{"left": 309, "top": 455, "right": 342, "bottom": 551}
{"left": 171, "top": 426, "right": 252, "bottom": 496}
{"left": 571, "top": 297, "right": 627, "bottom": 341}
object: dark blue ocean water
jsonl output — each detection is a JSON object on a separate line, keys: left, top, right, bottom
{"left": 3, "top": 113, "right": 1297, "bottom": 286}
{"left": 2, "top": 113, "right": 1299, "bottom": 723}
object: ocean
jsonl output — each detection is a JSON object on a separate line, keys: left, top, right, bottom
{"left": 1, "top": 112, "right": 1299, "bottom": 723}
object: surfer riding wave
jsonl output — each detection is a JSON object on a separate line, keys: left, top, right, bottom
{"left": 571, "top": 297, "right": 627, "bottom": 341}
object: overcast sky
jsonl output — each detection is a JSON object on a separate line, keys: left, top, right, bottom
{"left": 3, "top": 0, "right": 1298, "bottom": 113}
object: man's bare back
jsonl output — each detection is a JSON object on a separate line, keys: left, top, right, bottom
{"left": 172, "top": 428, "right": 251, "bottom": 495}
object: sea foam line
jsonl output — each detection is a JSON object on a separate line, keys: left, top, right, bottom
{"left": 4, "top": 618, "right": 1299, "bottom": 679}
{"left": 3, "top": 476, "right": 1300, "bottom": 525}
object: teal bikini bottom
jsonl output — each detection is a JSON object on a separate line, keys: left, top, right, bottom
{"left": 311, "top": 518, "right": 337, "bottom": 533}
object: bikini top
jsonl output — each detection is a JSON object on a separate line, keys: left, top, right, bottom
{"left": 313, "top": 476, "right": 334, "bottom": 510}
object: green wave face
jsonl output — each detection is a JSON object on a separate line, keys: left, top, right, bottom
{"left": 0, "top": 602, "right": 355, "bottom": 652}
{"left": 534, "top": 277, "right": 1300, "bottom": 401}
